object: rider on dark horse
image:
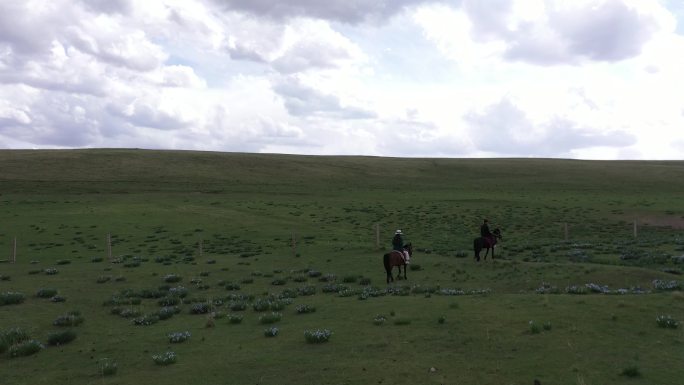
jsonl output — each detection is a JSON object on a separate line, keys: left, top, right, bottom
{"left": 392, "top": 230, "right": 410, "bottom": 264}
{"left": 481, "top": 219, "right": 494, "bottom": 247}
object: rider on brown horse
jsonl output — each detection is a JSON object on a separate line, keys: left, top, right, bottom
{"left": 392, "top": 229, "right": 410, "bottom": 264}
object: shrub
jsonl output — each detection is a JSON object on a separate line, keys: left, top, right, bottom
{"left": 158, "top": 306, "right": 180, "bottom": 320}
{"left": 50, "top": 295, "right": 66, "bottom": 303}
{"left": 189, "top": 303, "right": 211, "bottom": 314}
{"left": 307, "top": 270, "right": 322, "bottom": 278}
{"left": 359, "top": 277, "right": 371, "bottom": 286}
{"left": 157, "top": 296, "right": 180, "bottom": 306}
{"left": 295, "top": 304, "right": 316, "bottom": 314}
{"left": 259, "top": 312, "right": 282, "bottom": 324}
{"left": 264, "top": 327, "right": 279, "bottom": 337}
{"left": 297, "top": 285, "right": 316, "bottom": 296}
{"left": 292, "top": 275, "right": 307, "bottom": 282}
{"left": 99, "top": 359, "right": 117, "bottom": 376}
{"left": 152, "top": 351, "right": 177, "bottom": 366}
{"left": 56, "top": 259, "right": 71, "bottom": 265}
{"left": 225, "top": 282, "right": 241, "bottom": 291}
{"left": 229, "top": 301, "right": 247, "bottom": 311}
{"left": 91, "top": 257, "right": 104, "bottom": 263}
{"left": 0, "top": 291, "right": 25, "bottom": 306}
{"left": 168, "top": 286, "right": 188, "bottom": 298}
{"left": 543, "top": 321, "right": 553, "bottom": 331}
{"left": 47, "top": 330, "right": 77, "bottom": 346}
{"left": 53, "top": 311, "right": 84, "bottom": 327}
{"left": 228, "top": 314, "right": 243, "bottom": 324}
{"left": 252, "top": 299, "right": 272, "bottom": 312}
{"left": 304, "top": 329, "right": 332, "bottom": 343}
{"left": 168, "top": 331, "right": 191, "bottom": 343}
{"left": 271, "top": 278, "right": 286, "bottom": 286}
{"left": 652, "top": 280, "right": 681, "bottom": 291}
{"left": 342, "top": 275, "right": 357, "bottom": 283}
{"left": 0, "top": 327, "right": 31, "bottom": 353}
{"left": 373, "top": 315, "right": 387, "bottom": 325}
{"left": 133, "top": 314, "right": 159, "bottom": 326}
{"left": 163, "top": 274, "right": 182, "bottom": 283}
{"left": 656, "top": 315, "right": 679, "bottom": 329}
{"left": 528, "top": 321, "right": 541, "bottom": 334}
{"left": 96, "top": 276, "right": 111, "bottom": 283}
{"left": 44, "top": 268, "right": 58, "bottom": 275}
{"left": 9, "top": 340, "right": 44, "bottom": 358}
{"left": 438, "top": 316, "right": 446, "bottom": 324}
{"left": 36, "top": 288, "right": 58, "bottom": 298}
{"left": 621, "top": 365, "right": 641, "bottom": 378}
{"left": 119, "top": 309, "right": 141, "bottom": 318}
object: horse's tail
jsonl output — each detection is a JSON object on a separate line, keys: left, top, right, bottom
{"left": 383, "top": 253, "right": 391, "bottom": 272}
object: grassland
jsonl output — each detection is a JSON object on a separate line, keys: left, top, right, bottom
{"left": 1, "top": 149, "right": 683, "bottom": 385}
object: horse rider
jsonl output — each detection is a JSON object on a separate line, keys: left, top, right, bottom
{"left": 392, "top": 229, "right": 410, "bottom": 264}
{"left": 480, "top": 219, "right": 494, "bottom": 245}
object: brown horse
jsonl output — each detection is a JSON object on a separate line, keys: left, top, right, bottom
{"left": 474, "top": 229, "right": 502, "bottom": 261}
{"left": 383, "top": 243, "right": 413, "bottom": 283}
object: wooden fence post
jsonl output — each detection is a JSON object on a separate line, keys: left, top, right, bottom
{"left": 11, "top": 237, "right": 17, "bottom": 263}
{"left": 633, "top": 219, "right": 638, "bottom": 238}
{"left": 292, "top": 231, "right": 297, "bottom": 258}
{"left": 375, "top": 223, "right": 380, "bottom": 249}
{"left": 107, "top": 233, "right": 112, "bottom": 261}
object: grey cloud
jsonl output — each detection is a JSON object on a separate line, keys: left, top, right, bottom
{"left": 465, "top": 98, "right": 636, "bottom": 156}
{"left": 80, "top": 0, "right": 133, "bottom": 15}
{"left": 273, "top": 78, "right": 376, "bottom": 119}
{"left": 272, "top": 40, "right": 351, "bottom": 74}
{"left": 463, "top": 0, "right": 659, "bottom": 65}
{"left": 106, "top": 102, "right": 190, "bottom": 131}
{"left": 212, "top": 0, "right": 451, "bottom": 24}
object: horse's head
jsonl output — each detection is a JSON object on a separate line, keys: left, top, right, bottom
{"left": 403, "top": 242, "right": 413, "bottom": 256}
{"left": 493, "top": 229, "right": 502, "bottom": 240}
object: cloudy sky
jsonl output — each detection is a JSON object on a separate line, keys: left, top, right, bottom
{"left": 1, "top": 0, "right": 684, "bottom": 159}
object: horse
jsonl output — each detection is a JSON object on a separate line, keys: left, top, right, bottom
{"left": 383, "top": 243, "right": 413, "bottom": 284}
{"left": 474, "top": 229, "right": 502, "bottom": 261}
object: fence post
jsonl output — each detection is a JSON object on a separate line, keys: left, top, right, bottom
{"left": 292, "top": 231, "right": 297, "bottom": 258}
{"left": 375, "top": 223, "right": 380, "bottom": 249}
{"left": 11, "top": 237, "right": 17, "bottom": 263}
{"left": 107, "top": 233, "right": 112, "bottom": 261}
{"left": 633, "top": 219, "right": 637, "bottom": 238}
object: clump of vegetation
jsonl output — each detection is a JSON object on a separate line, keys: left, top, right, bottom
{"left": 227, "top": 314, "right": 243, "bottom": 324}
{"left": 56, "top": 259, "right": 71, "bottom": 265}
{"left": 99, "top": 359, "right": 117, "bottom": 376}
{"left": 295, "top": 304, "right": 316, "bottom": 314}
{"left": 163, "top": 274, "right": 182, "bottom": 283}
{"left": 96, "top": 276, "right": 111, "bottom": 283}
{"left": 259, "top": 312, "right": 282, "bottom": 324}
{"left": 152, "top": 351, "right": 177, "bottom": 366}
{"left": 8, "top": 339, "right": 44, "bottom": 358}
{"left": 373, "top": 315, "right": 387, "bottom": 325}
{"left": 133, "top": 314, "right": 159, "bottom": 326}
{"left": 189, "top": 303, "right": 211, "bottom": 314}
{"left": 656, "top": 315, "right": 679, "bottom": 329}
{"left": 621, "top": 365, "right": 641, "bottom": 378}
{"left": 438, "top": 315, "right": 446, "bottom": 324}
{"left": 297, "top": 285, "right": 316, "bottom": 296}
{"left": 0, "top": 292, "right": 25, "bottom": 306}
{"left": 53, "top": 311, "right": 84, "bottom": 327}
{"left": 528, "top": 321, "right": 541, "bottom": 334}
{"left": 1, "top": 327, "right": 31, "bottom": 354}
{"left": 652, "top": 279, "right": 681, "bottom": 291}
{"left": 168, "top": 331, "right": 191, "bottom": 343}
{"left": 44, "top": 268, "right": 58, "bottom": 275}
{"left": 47, "top": 330, "right": 77, "bottom": 346}
{"left": 50, "top": 295, "right": 66, "bottom": 302}
{"left": 158, "top": 306, "right": 180, "bottom": 320}
{"left": 359, "top": 277, "right": 372, "bottom": 286}
{"left": 36, "top": 288, "right": 58, "bottom": 298}
{"left": 393, "top": 318, "right": 412, "bottom": 326}
{"left": 225, "top": 282, "right": 241, "bottom": 291}
{"left": 264, "top": 327, "right": 279, "bottom": 337}
{"left": 304, "top": 329, "right": 332, "bottom": 343}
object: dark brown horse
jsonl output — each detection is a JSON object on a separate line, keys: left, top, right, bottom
{"left": 474, "top": 229, "right": 502, "bottom": 261}
{"left": 383, "top": 243, "right": 413, "bottom": 283}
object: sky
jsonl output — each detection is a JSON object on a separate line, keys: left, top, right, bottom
{"left": 1, "top": 0, "right": 684, "bottom": 159}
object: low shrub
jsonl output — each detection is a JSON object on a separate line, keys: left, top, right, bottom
{"left": 373, "top": 315, "right": 386, "bottom": 325}
{"left": 163, "top": 274, "right": 182, "bottom": 283}
{"left": 229, "top": 301, "right": 247, "bottom": 311}
{"left": 656, "top": 315, "right": 679, "bottom": 329}
{"left": 304, "top": 329, "right": 332, "bottom": 343}
{"left": 9, "top": 340, "right": 44, "bottom": 358}
{"left": 168, "top": 331, "right": 191, "bottom": 343}
{"left": 158, "top": 306, "right": 180, "bottom": 320}
{"left": 264, "top": 327, "right": 279, "bottom": 337}
{"left": 0, "top": 291, "right": 25, "bottom": 306}
{"left": 47, "top": 330, "right": 77, "bottom": 346}
{"left": 295, "top": 304, "right": 316, "bottom": 314}
{"left": 44, "top": 268, "right": 58, "bottom": 275}
{"left": 528, "top": 321, "right": 541, "bottom": 334}
{"left": 157, "top": 296, "right": 180, "bottom": 306}
{"left": 36, "top": 288, "right": 58, "bottom": 298}
{"left": 189, "top": 303, "right": 211, "bottom": 314}
{"left": 133, "top": 314, "right": 159, "bottom": 326}
{"left": 0, "top": 327, "right": 31, "bottom": 353}
{"left": 53, "top": 311, "right": 84, "bottom": 327}
{"left": 99, "top": 359, "right": 117, "bottom": 376}
{"left": 228, "top": 314, "right": 243, "bottom": 324}
{"left": 152, "top": 351, "right": 177, "bottom": 366}
{"left": 259, "top": 312, "right": 282, "bottom": 324}
{"left": 621, "top": 365, "right": 641, "bottom": 378}
{"left": 56, "top": 259, "right": 71, "bottom": 265}
{"left": 50, "top": 295, "right": 66, "bottom": 303}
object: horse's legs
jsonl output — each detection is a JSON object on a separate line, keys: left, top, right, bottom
{"left": 403, "top": 264, "right": 407, "bottom": 280}
{"left": 483, "top": 247, "right": 489, "bottom": 260}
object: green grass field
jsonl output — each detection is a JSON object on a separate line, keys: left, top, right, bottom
{"left": 1, "top": 149, "right": 683, "bottom": 385}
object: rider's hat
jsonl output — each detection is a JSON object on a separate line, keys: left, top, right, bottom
{"left": 395, "top": 229, "right": 402, "bottom": 234}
